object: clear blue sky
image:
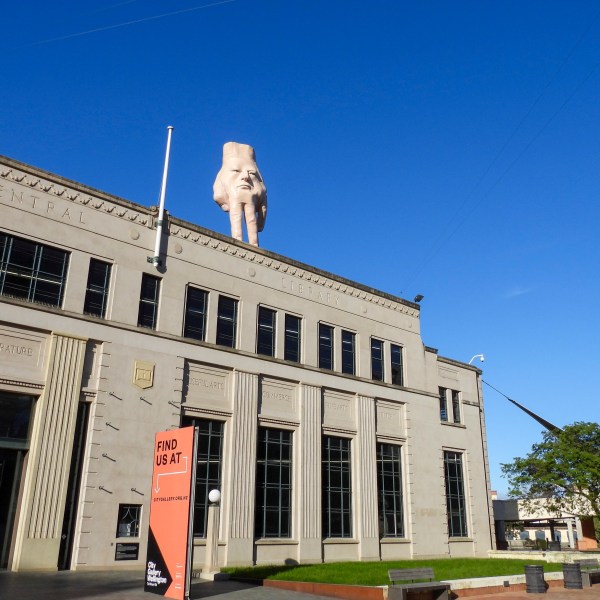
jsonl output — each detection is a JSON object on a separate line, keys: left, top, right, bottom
{"left": 2, "top": 1, "right": 599, "bottom": 495}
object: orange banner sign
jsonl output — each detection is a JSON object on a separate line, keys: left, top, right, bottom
{"left": 145, "top": 426, "right": 197, "bottom": 600}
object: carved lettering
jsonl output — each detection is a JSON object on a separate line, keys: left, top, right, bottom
{"left": 281, "top": 277, "right": 341, "bottom": 306}
{"left": 262, "top": 390, "right": 292, "bottom": 402}
{"left": 11, "top": 190, "right": 24, "bottom": 204}
{"left": 189, "top": 377, "right": 224, "bottom": 390}
{"left": 1, "top": 185, "right": 90, "bottom": 225}
{"left": 0, "top": 343, "right": 33, "bottom": 356}
{"left": 325, "top": 400, "right": 348, "bottom": 412}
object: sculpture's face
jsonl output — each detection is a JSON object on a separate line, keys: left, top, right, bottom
{"left": 221, "top": 156, "right": 264, "bottom": 199}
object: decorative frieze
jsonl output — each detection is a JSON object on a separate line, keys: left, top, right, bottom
{"left": 322, "top": 389, "right": 356, "bottom": 430}
{"left": 376, "top": 400, "right": 404, "bottom": 438}
{"left": 0, "top": 167, "right": 151, "bottom": 226}
{"left": 168, "top": 223, "right": 419, "bottom": 318}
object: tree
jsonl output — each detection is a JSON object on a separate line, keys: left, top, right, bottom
{"left": 501, "top": 421, "right": 600, "bottom": 542}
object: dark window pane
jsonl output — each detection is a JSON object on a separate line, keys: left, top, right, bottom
{"left": 322, "top": 436, "right": 352, "bottom": 538}
{"left": 255, "top": 428, "right": 292, "bottom": 538}
{"left": 284, "top": 314, "right": 301, "bottom": 362}
{"left": 444, "top": 451, "right": 468, "bottom": 537}
{"left": 439, "top": 387, "right": 448, "bottom": 422}
{"left": 0, "top": 233, "right": 69, "bottom": 307}
{"left": 371, "top": 339, "right": 384, "bottom": 381}
{"left": 0, "top": 392, "right": 34, "bottom": 442}
{"left": 116, "top": 504, "right": 141, "bottom": 538}
{"left": 390, "top": 344, "right": 404, "bottom": 386}
{"left": 341, "top": 330, "right": 355, "bottom": 375}
{"left": 137, "top": 274, "right": 160, "bottom": 329}
{"left": 377, "top": 443, "right": 404, "bottom": 537}
{"left": 318, "top": 324, "right": 334, "bottom": 370}
{"left": 452, "top": 390, "right": 461, "bottom": 424}
{"left": 184, "top": 287, "right": 208, "bottom": 341}
{"left": 257, "top": 307, "right": 276, "bottom": 356}
{"left": 181, "top": 417, "right": 224, "bottom": 538}
{"left": 216, "top": 296, "right": 238, "bottom": 347}
{"left": 84, "top": 259, "right": 111, "bottom": 317}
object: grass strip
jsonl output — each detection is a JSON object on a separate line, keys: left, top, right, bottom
{"left": 224, "top": 558, "right": 563, "bottom": 586}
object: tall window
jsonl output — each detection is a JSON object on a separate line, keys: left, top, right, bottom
{"left": 451, "top": 390, "right": 461, "bottom": 424}
{"left": 439, "top": 387, "right": 448, "bottom": 422}
{"left": 216, "top": 295, "right": 238, "bottom": 348}
{"left": 341, "top": 330, "right": 356, "bottom": 375}
{"left": 255, "top": 428, "right": 292, "bottom": 538}
{"left": 84, "top": 259, "right": 111, "bottom": 318}
{"left": 377, "top": 443, "right": 404, "bottom": 538}
{"left": 284, "top": 314, "right": 301, "bottom": 362}
{"left": 184, "top": 286, "right": 208, "bottom": 341}
{"left": 318, "top": 324, "right": 334, "bottom": 370}
{"left": 0, "top": 233, "right": 69, "bottom": 307}
{"left": 181, "top": 417, "right": 224, "bottom": 538}
{"left": 444, "top": 451, "right": 468, "bottom": 537}
{"left": 390, "top": 344, "right": 404, "bottom": 386}
{"left": 322, "top": 436, "right": 352, "bottom": 538}
{"left": 137, "top": 273, "right": 160, "bottom": 329}
{"left": 371, "top": 338, "right": 384, "bottom": 381}
{"left": 257, "top": 306, "right": 276, "bottom": 356}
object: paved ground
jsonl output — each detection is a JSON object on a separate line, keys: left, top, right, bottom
{"left": 0, "top": 569, "right": 599, "bottom": 600}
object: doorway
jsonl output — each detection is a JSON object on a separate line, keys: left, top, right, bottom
{"left": 0, "top": 391, "right": 35, "bottom": 569}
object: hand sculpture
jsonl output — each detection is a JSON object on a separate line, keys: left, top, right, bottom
{"left": 213, "top": 142, "right": 267, "bottom": 247}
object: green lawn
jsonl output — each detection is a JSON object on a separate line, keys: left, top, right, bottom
{"left": 224, "top": 558, "right": 563, "bottom": 586}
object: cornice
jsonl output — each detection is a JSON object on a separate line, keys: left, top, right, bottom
{"left": 170, "top": 221, "right": 420, "bottom": 318}
{"left": 0, "top": 159, "right": 153, "bottom": 227}
{"left": 0, "top": 155, "right": 419, "bottom": 317}
{"left": 0, "top": 378, "right": 44, "bottom": 390}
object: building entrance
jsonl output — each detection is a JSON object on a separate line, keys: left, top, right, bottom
{"left": 0, "top": 391, "right": 35, "bottom": 569}
{"left": 0, "top": 449, "right": 24, "bottom": 568}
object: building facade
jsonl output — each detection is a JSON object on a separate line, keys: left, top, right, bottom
{"left": 0, "top": 154, "right": 494, "bottom": 571}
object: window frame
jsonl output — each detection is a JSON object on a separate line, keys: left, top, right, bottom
{"left": 284, "top": 314, "right": 301, "bottom": 362}
{"left": 341, "top": 330, "right": 356, "bottom": 375}
{"left": 0, "top": 232, "right": 70, "bottom": 308}
{"left": 83, "top": 258, "right": 112, "bottom": 318}
{"left": 444, "top": 450, "right": 468, "bottom": 538}
{"left": 183, "top": 285, "right": 209, "bottom": 341}
{"left": 390, "top": 343, "right": 404, "bottom": 386}
{"left": 137, "top": 273, "right": 161, "bottom": 329}
{"left": 216, "top": 295, "right": 238, "bottom": 348}
{"left": 254, "top": 427, "right": 293, "bottom": 539}
{"left": 257, "top": 306, "right": 277, "bottom": 357}
{"left": 451, "top": 390, "right": 461, "bottom": 424}
{"left": 116, "top": 504, "right": 142, "bottom": 538}
{"left": 371, "top": 338, "right": 384, "bottom": 381}
{"left": 181, "top": 417, "right": 224, "bottom": 538}
{"left": 376, "top": 442, "right": 404, "bottom": 538}
{"left": 322, "top": 435, "right": 352, "bottom": 539}
{"left": 439, "top": 387, "right": 448, "bottom": 422}
{"left": 318, "top": 323, "right": 334, "bottom": 370}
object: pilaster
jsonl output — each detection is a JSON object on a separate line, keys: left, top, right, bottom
{"left": 224, "top": 370, "right": 258, "bottom": 565}
{"left": 356, "top": 395, "right": 379, "bottom": 560}
{"left": 297, "top": 384, "right": 322, "bottom": 563}
{"left": 11, "top": 333, "right": 87, "bottom": 570}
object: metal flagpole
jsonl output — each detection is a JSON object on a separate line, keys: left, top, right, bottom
{"left": 149, "top": 125, "right": 174, "bottom": 267}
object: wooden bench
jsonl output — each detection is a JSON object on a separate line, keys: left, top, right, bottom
{"left": 388, "top": 568, "right": 451, "bottom": 600}
{"left": 575, "top": 559, "right": 600, "bottom": 587}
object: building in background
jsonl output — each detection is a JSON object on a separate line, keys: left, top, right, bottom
{"left": 0, "top": 154, "right": 494, "bottom": 571}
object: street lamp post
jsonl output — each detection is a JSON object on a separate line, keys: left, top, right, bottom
{"left": 469, "top": 354, "right": 485, "bottom": 365}
{"left": 200, "top": 489, "right": 228, "bottom": 580}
